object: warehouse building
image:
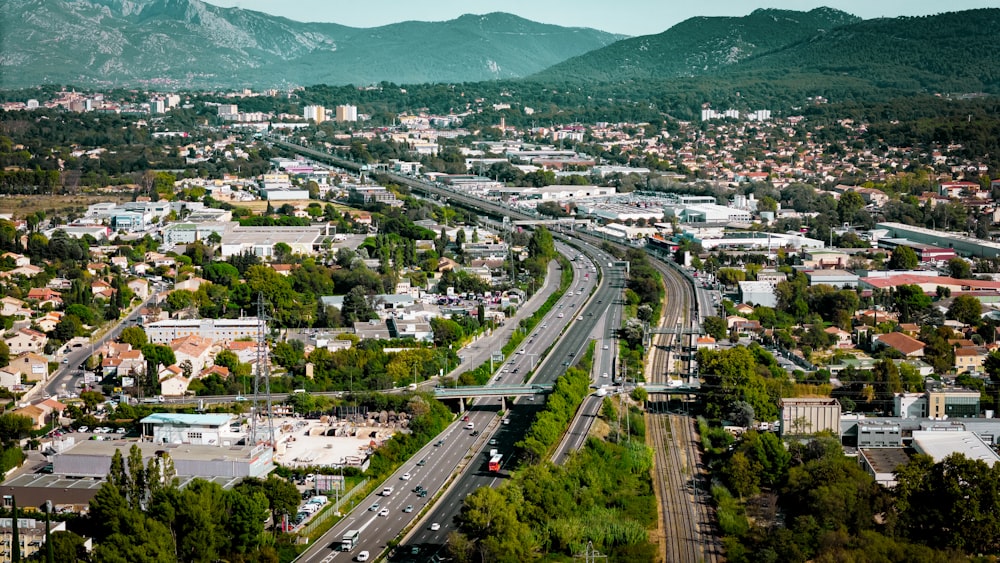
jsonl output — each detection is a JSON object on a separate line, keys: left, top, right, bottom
{"left": 877, "top": 222, "right": 1000, "bottom": 258}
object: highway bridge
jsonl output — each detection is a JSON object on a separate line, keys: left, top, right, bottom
{"left": 432, "top": 384, "right": 553, "bottom": 399}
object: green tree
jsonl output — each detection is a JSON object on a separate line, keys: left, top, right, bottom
{"left": 948, "top": 295, "right": 983, "bottom": 326}
{"left": 837, "top": 190, "right": 865, "bottom": 223}
{"left": 53, "top": 315, "right": 84, "bottom": 341}
{"left": 119, "top": 327, "right": 148, "bottom": 348}
{"left": 888, "top": 245, "right": 919, "bottom": 270}
{"left": 341, "top": 286, "right": 374, "bottom": 324}
{"left": 431, "top": 317, "right": 465, "bottom": 348}
{"left": 527, "top": 226, "right": 555, "bottom": 260}
{"left": 703, "top": 316, "right": 727, "bottom": 341}
{"left": 43, "top": 531, "right": 88, "bottom": 563}
{"left": 947, "top": 257, "right": 972, "bottom": 279}
{"left": 894, "top": 284, "right": 932, "bottom": 322}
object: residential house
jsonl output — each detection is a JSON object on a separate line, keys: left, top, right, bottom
{"left": 1, "top": 252, "right": 30, "bottom": 267}
{"left": 128, "top": 278, "right": 149, "bottom": 301}
{"left": 6, "top": 329, "right": 47, "bottom": 355}
{"left": 200, "top": 365, "right": 230, "bottom": 379}
{"left": 118, "top": 349, "right": 145, "bottom": 376}
{"left": 0, "top": 368, "right": 19, "bottom": 390}
{"left": 0, "top": 297, "right": 30, "bottom": 318}
{"left": 174, "top": 277, "right": 207, "bottom": 292}
{"left": 35, "top": 311, "right": 63, "bottom": 333}
{"left": 696, "top": 336, "right": 717, "bottom": 350}
{"left": 825, "top": 326, "right": 853, "bottom": 349}
{"left": 11, "top": 405, "right": 47, "bottom": 429}
{"left": 170, "top": 335, "right": 214, "bottom": 375}
{"left": 873, "top": 332, "right": 926, "bottom": 357}
{"left": 110, "top": 256, "right": 129, "bottom": 270}
{"left": 25, "top": 288, "right": 62, "bottom": 308}
{"left": 1, "top": 263, "right": 45, "bottom": 278}
{"left": 11, "top": 352, "right": 48, "bottom": 381}
{"left": 160, "top": 374, "right": 191, "bottom": 396}
{"left": 954, "top": 347, "right": 986, "bottom": 374}
{"left": 734, "top": 303, "right": 755, "bottom": 316}
{"left": 91, "top": 280, "right": 115, "bottom": 300}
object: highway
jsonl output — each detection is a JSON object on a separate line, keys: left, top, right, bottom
{"left": 294, "top": 245, "right": 607, "bottom": 562}
{"left": 270, "top": 139, "right": 714, "bottom": 560}
{"left": 396, "top": 244, "right": 621, "bottom": 560}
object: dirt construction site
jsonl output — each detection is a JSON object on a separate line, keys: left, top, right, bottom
{"left": 271, "top": 411, "right": 409, "bottom": 469}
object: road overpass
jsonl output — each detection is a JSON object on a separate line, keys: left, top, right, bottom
{"left": 432, "top": 384, "right": 553, "bottom": 399}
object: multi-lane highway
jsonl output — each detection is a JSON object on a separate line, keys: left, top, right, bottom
{"left": 397, "top": 244, "right": 620, "bottom": 559}
{"left": 270, "top": 139, "right": 721, "bottom": 561}
{"left": 295, "top": 245, "right": 607, "bottom": 562}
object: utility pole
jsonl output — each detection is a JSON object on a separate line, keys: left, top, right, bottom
{"left": 573, "top": 541, "right": 607, "bottom": 563}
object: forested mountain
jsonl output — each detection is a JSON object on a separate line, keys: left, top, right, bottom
{"left": 533, "top": 8, "right": 861, "bottom": 82}
{"left": 0, "top": 0, "right": 623, "bottom": 89}
{"left": 532, "top": 8, "right": 1000, "bottom": 96}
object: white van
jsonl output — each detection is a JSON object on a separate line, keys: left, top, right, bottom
{"left": 382, "top": 486, "right": 394, "bottom": 496}
{"left": 308, "top": 495, "right": 328, "bottom": 505}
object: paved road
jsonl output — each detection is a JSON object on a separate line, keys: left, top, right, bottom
{"left": 396, "top": 242, "right": 621, "bottom": 560}
{"left": 295, "top": 246, "right": 599, "bottom": 563}
{"left": 30, "top": 290, "right": 160, "bottom": 402}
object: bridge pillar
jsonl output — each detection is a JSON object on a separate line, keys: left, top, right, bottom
{"left": 458, "top": 399, "right": 466, "bottom": 414}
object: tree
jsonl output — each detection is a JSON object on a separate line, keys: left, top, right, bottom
{"left": 888, "top": 246, "right": 919, "bottom": 270}
{"left": 0, "top": 341, "right": 8, "bottom": 368}
{"left": 0, "top": 413, "right": 33, "bottom": 443}
{"left": 948, "top": 295, "right": 983, "bottom": 326}
{"left": 703, "top": 316, "right": 727, "bottom": 341}
{"left": 119, "top": 327, "right": 148, "bottom": 348}
{"left": 837, "top": 190, "right": 865, "bottom": 223}
{"left": 341, "top": 286, "right": 374, "bottom": 324}
{"left": 44, "top": 531, "right": 88, "bottom": 563}
{"left": 894, "top": 284, "right": 932, "bottom": 322}
{"left": 947, "top": 257, "right": 972, "bottom": 279}
{"left": 431, "top": 317, "right": 465, "bottom": 348}
{"left": 53, "top": 314, "right": 83, "bottom": 341}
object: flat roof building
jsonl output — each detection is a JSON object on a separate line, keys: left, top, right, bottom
{"left": 912, "top": 430, "right": 1000, "bottom": 467}
{"left": 143, "top": 317, "right": 262, "bottom": 344}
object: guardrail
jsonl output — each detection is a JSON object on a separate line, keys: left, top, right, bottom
{"left": 298, "top": 478, "right": 369, "bottom": 538}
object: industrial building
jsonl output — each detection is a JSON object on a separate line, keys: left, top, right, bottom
{"left": 877, "top": 222, "right": 1000, "bottom": 258}
{"left": 877, "top": 238, "right": 957, "bottom": 263}
{"left": 141, "top": 413, "right": 241, "bottom": 446}
{"left": 143, "top": 318, "right": 262, "bottom": 344}
{"left": 51, "top": 441, "right": 274, "bottom": 481}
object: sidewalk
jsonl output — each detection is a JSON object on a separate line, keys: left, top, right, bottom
{"left": 447, "top": 259, "right": 562, "bottom": 380}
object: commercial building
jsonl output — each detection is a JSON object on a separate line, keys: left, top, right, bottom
{"left": 0, "top": 517, "right": 67, "bottom": 561}
{"left": 348, "top": 186, "right": 401, "bottom": 207}
{"left": 143, "top": 318, "right": 262, "bottom": 344}
{"left": 779, "top": 397, "right": 841, "bottom": 436}
{"left": 141, "top": 413, "right": 239, "bottom": 446}
{"left": 680, "top": 230, "right": 824, "bottom": 252}
{"left": 927, "top": 386, "right": 980, "bottom": 418}
{"left": 219, "top": 226, "right": 324, "bottom": 258}
{"left": 737, "top": 281, "right": 778, "bottom": 308}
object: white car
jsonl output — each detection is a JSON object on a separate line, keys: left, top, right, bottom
{"left": 603, "top": 344, "right": 609, "bottom": 350}
{"left": 356, "top": 551, "right": 370, "bottom": 562}
{"left": 78, "top": 426, "right": 89, "bottom": 433}
{"left": 430, "top": 522, "right": 441, "bottom": 531}
{"left": 601, "top": 372, "right": 609, "bottom": 378}
{"left": 378, "top": 508, "right": 389, "bottom": 517}
{"left": 401, "top": 473, "right": 411, "bottom": 480}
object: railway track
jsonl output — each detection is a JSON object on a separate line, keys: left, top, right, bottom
{"left": 646, "top": 263, "right": 722, "bottom": 563}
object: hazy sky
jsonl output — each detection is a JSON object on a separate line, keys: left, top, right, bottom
{"left": 203, "top": 1, "right": 999, "bottom": 36}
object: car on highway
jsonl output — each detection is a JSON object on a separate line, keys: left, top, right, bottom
{"left": 430, "top": 523, "right": 441, "bottom": 531}
{"left": 401, "top": 473, "right": 411, "bottom": 480}
{"left": 404, "top": 504, "right": 414, "bottom": 513}
{"left": 378, "top": 508, "right": 389, "bottom": 517}
{"left": 368, "top": 503, "right": 380, "bottom": 511}
{"left": 603, "top": 344, "right": 609, "bottom": 350}
{"left": 434, "top": 440, "right": 444, "bottom": 447}
{"left": 557, "top": 313, "right": 564, "bottom": 318}
{"left": 602, "top": 372, "right": 609, "bottom": 378}
{"left": 356, "top": 551, "right": 370, "bottom": 562}
{"left": 562, "top": 361, "right": 570, "bottom": 366}
{"left": 488, "top": 439, "right": 497, "bottom": 446}
{"left": 417, "top": 459, "right": 426, "bottom": 466}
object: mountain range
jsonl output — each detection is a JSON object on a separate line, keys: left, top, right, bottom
{"left": 0, "top": 0, "right": 624, "bottom": 89}
{"left": 533, "top": 7, "right": 1000, "bottom": 94}
{"left": 2, "top": 1, "right": 999, "bottom": 96}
